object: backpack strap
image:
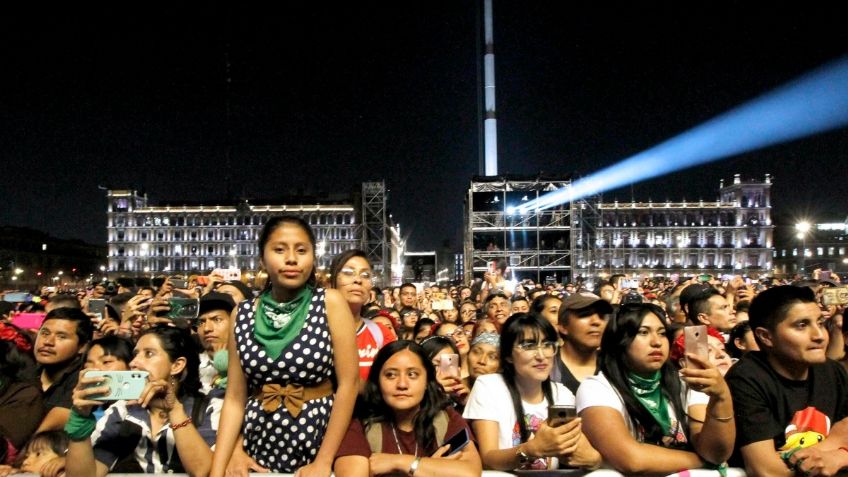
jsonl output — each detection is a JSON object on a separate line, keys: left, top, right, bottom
{"left": 363, "top": 319, "right": 384, "bottom": 349}
{"left": 433, "top": 410, "right": 449, "bottom": 446}
{"left": 364, "top": 421, "right": 383, "bottom": 453}
{"left": 190, "top": 393, "right": 211, "bottom": 428}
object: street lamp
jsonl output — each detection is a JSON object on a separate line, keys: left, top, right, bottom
{"left": 795, "top": 221, "right": 812, "bottom": 276}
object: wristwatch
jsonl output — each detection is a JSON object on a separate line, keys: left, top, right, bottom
{"left": 516, "top": 445, "right": 531, "bottom": 466}
{"left": 408, "top": 456, "right": 421, "bottom": 476}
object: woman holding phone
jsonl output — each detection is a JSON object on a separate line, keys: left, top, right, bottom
{"left": 210, "top": 216, "right": 358, "bottom": 477}
{"left": 65, "top": 325, "right": 221, "bottom": 477}
{"left": 333, "top": 341, "right": 482, "bottom": 477}
{"left": 576, "top": 303, "right": 735, "bottom": 474}
{"left": 463, "top": 313, "right": 600, "bottom": 471}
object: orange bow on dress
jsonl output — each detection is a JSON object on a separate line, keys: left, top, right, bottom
{"left": 254, "top": 380, "right": 333, "bottom": 417}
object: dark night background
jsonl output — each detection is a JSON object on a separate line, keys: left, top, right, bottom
{"left": 2, "top": 2, "right": 847, "bottom": 251}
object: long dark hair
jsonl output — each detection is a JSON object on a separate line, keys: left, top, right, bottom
{"left": 258, "top": 215, "right": 318, "bottom": 290}
{"left": 139, "top": 325, "right": 202, "bottom": 398}
{"left": 598, "top": 303, "right": 687, "bottom": 446}
{"left": 361, "top": 340, "right": 449, "bottom": 454}
{"left": 499, "top": 313, "right": 557, "bottom": 443}
{"left": 88, "top": 335, "right": 134, "bottom": 367}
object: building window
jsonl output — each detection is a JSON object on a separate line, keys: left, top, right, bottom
{"left": 817, "top": 247, "right": 824, "bottom": 256}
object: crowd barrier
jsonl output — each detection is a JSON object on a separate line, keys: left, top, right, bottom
{"left": 13, "top": 470, "right": 744, "bottom": 477}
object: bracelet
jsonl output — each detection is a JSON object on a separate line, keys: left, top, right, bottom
{"left": 709, "top": 414, "right": 734, "bottom": 422}
{"left": 169, "top": 416, "right": 193, "bottom": 430}
{"left": 408, "top": 456, "right": 421, "bottom": 476}
{"left": 64, "top": 408, "right": 97, "bottom": 441}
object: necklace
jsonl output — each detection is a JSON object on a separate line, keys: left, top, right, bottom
{"left": 390, "top": 422, "right": 418, "bottom": 457}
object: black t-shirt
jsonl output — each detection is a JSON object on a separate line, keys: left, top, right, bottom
{"left": 39, "top": 358, "right": 83, "bottom": 411}
{"left": 725, "top": 351, "right": 848, "bottom": 464}
{"left": 551, "top": 354, "right": 597, "bottom": 396}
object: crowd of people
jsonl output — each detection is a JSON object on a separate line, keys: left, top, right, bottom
{"left": 2, "top": 214, "right": 848, "bottom": 477}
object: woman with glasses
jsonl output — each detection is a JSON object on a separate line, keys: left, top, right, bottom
{"left": 329, "top": 249, "right": 397, "bottom": 383}
{"left": 458, "top": 300, "right": 478, "bottom": 324}
{"left": 576, "top": 303, "right": 734, "bottom": 474}
{"left": 463, "top": 313, "right": 601, "bottom": 471}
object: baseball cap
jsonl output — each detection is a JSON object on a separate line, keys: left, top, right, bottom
{"left": 199, "top": 292, "right": 236, "bottom": 316}
{"left": 561, "top": 291, "right": 613, "bottom": 314}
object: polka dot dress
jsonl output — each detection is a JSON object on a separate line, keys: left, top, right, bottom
{"left": 234, "top": 288, "right": 334, "bottom": 473}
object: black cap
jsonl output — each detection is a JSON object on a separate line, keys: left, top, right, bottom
{"left": 199, "top": 292, "right": 236, "bottom": 316}
{"left": 679, "top": 283, "right": 714, "bottom": 310}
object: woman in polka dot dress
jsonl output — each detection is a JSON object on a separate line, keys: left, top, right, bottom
{"left": 210, "top": 216, "right": 358, "bottom": 477}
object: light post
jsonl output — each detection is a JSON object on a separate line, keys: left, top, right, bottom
{"left": 795, "top": 221, "right": 811, "bottom": 276}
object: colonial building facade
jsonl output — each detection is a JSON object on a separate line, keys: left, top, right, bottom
{"left": 465, "top": 174, "right": 775, "bottom": 282}
{"left": 106, "top": 190, "right": 360, "bottom": 275}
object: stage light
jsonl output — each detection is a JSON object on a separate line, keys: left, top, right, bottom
{"left": 518, "top": 56, "right": 848, "bottom": 213}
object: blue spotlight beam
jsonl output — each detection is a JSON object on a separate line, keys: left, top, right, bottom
{"left": 519, "top": 56, "right": 848, "bottom": 212}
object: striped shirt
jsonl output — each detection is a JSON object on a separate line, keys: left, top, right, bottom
{"left": 90, "top": 394, "right": 222, "bottom": 473}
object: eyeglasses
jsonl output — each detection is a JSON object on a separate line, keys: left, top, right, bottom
{"left": 339, "top": 267, "right": 372, "bottom": 281}
{"left": 444, "top": 329, "right": 471, "bottom": 339}
{"left": 515, "top": 341, "right": 559, "bottom": 357}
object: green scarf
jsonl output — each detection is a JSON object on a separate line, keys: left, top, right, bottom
{"left": 627, "top": 370, "right": 672, "bottom": 438}
{"left": 254, "top": 286, "right": 313, "bottom": 360}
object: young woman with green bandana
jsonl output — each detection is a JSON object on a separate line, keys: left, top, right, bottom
{"left": 576, "top": 303, "right": 735, "bottom": 474}
{"left": 210, "top": 215, "right": 358, "bottom": 477}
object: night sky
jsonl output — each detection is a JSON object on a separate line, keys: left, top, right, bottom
{"left": 2, "top": 2, "right": 847, "bottom": 252}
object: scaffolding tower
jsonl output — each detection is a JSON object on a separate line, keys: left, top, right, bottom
{"left": 361, "top": 181, "right": 389, "bottom": 285}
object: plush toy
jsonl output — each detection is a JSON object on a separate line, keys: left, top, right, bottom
{"left": 780, "top": 407, "right": 831, "bottom": 451}
{"left": 212, "top": 348, "right": 228, "bottom": 390}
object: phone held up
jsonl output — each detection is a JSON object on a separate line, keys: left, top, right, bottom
{"left": 684, "top": 325, "right": 709, "bottom": 368}
{"left": 547, "top": 405, "right": 577, "bottom": 428}
{"left": 439, "top": 354, "right": 460, "bottom": 379}
{"left": 84, "top": 370, "right": 149, "bottom": 401}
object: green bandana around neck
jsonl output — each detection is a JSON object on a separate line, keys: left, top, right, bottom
{"left": 254, "top": 285, "right": 313, "bottom": 360}
{"left": 627, "top": 370, "right": 673, "bottom": 438}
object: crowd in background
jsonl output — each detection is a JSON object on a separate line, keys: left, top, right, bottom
{"left": 2, "top": 216, "right": 848, "bottom": 477}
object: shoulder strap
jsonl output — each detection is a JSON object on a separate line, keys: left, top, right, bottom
{"left": 363, "top": 319, "right": 384, "bottom": 348}
{"left": 365, "top": 421, "right": 383, "bottom": 453}
{"left": 433, "top": 410, "right": 449, "bottom": 446}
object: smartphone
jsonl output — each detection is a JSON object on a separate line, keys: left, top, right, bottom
{"left": 820, "top": 271, "right": 832, "bottom": 281}
{"left": 3, "top": 292, "right": 31, "bottom": 303}
{"left": 684, "top": 325, "right": 709, "bottom": 368}
{"left": 166, "top": 297, "right": 199, "bottom": 320}
{"left": 622, "top": 278, "right": 640, "bottom": 289}
{"left": 196, "top": 276, "right": 209, "bottom": 286}
{"left": 170, "top": 278, "right": 188, "bottom": 289}
{"left": 698, "top": 274, "right": 712, "bottom": 283}
{"left": 88, "top": 298, "right": 107, "bottom": 321}
{"left": 443, "top": 427, "right": 471, "bottom": 456}
{"left": 84, "top": 370, "right": 149, "bottom": 401}
{"left": 439, "top": 354, "right": 460, "bottom": 378}
{"left": 547, "top": 405, "right": 577, "bottom": 428}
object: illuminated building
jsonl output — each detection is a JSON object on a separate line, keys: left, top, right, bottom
{"left": 465, "top": 174, "right": 775, "bottom": 282}
{"left": 105, "top": 184, "right": 390, "bottom": 281}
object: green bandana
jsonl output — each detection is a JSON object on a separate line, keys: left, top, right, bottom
{"left": 627, "top": 370, "right": 672, "bottom": 439}
{"left": 254, "top": 286, "right": 313, "bottom": 360}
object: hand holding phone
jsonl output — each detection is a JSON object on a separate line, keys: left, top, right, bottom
{"left": 439, "top": 354, "right": 460, "bottom": 379}
{"left": 547, "top": 405, "right": 577, "bottom": 428}
{"left": 442, "top": 427, "right": 471, "bottom": 456}
{"left": 684, "top": 325, "right": 709, "bottom": 369}
{"left": 84, "top": 370, "right": 149, "bottom": 400}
